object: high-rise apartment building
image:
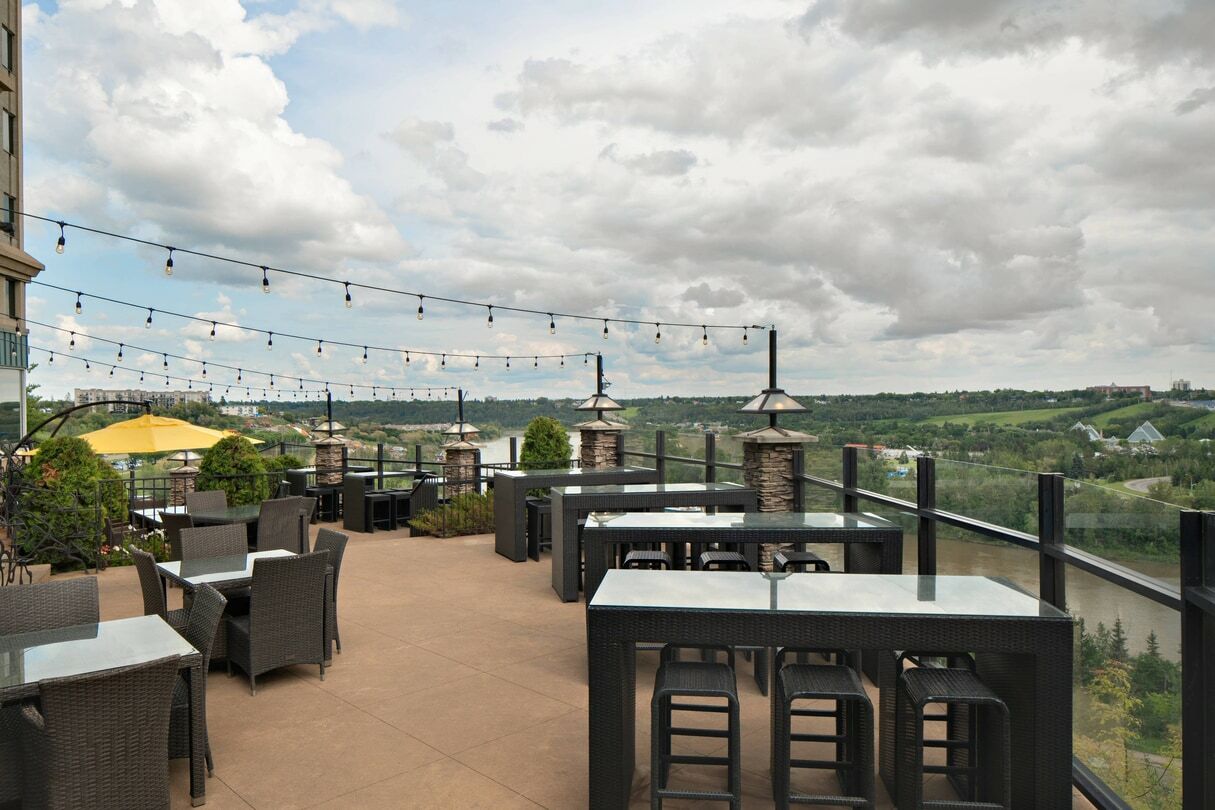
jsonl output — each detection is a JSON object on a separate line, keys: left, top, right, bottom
{"left": 74, "top": 388, "right": 212, "bottom": 413}
{"left": 0, "top": 0, "right": 43, "bottom": 442}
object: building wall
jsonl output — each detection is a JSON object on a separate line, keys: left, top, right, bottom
{"left": 74, "top": 388, "right": 212, "bottom": 412}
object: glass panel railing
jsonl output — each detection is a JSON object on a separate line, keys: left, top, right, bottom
{"left": 934, "top": 524, "right": 1039, "bottom": 594}
{"left": 935, "top": 459, "right": 1038, "bottom": 535}
{"left": 854, "top": 447, "right": 917, "bottom": 502}
{"left": 1068, "top": 564, "right": 1182, "bottom": 808}
{"left": 1064, "top": 479, "right": 1181, "bottom": 586}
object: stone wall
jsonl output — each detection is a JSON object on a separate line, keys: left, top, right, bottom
{"left": 168, "top": 465, "right": 198, "bottom": 507}
{"left": 742, "top": 440, "right": 798, "bottom": 570}
{"left": 443, "top": 446, "right": 479, "bottom": 498}
{"left": 314, "top": 441, "right": 344, "bottom": 486}
{"left": 580, "top": 429, "right": 621, "bottom": 470}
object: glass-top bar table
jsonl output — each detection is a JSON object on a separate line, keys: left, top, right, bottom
{"left": 586, "top": 571, "right": 1074, "bottom": 809}
{"left": 550, "top": 482, "right": 757, "bottom": 602}
{"left": 0, "top": 615, "right": 208, "bottom": 805}
{"left": 581, "top": 510, "right": 904, "bottom": 601}
{"left": 492, "top": 466, "right": 658, "bottom": 562}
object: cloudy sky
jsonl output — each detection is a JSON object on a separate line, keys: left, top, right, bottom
{"left": 20, "top": 0, "right": 1215, "bottom": 403}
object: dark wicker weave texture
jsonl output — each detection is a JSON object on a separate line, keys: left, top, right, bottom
{"left": 170, "top": 584, "right": 227, "bottom": 772}
{"left": 651, "top": 659, "right": 741, "bottom": 809}
{"left": 226, "top": 550, "right": 330, "bottom": 694}
{"left": 314, "top": 529, "right": 348, "bottom": 652}
{"left": 185, "top": 490, "right": 228, "bottom": 513}
{"left": 179, "top": 524, "right": 248, "bottom": 560}
{"left": 160, "top": 512, "right": 194, "bottom": 562}
{"left": 19, "top": 655, "right": 181, "bottom": 809}
{"left": 256, "top": 497, "right": 306, "bottom": 553}
{"left": 132, "top": 548, "right": 188, "bottom": 631}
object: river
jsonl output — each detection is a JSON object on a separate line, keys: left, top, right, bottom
{"left": 479, "top": 433, "right": 1180, "bottom": 659}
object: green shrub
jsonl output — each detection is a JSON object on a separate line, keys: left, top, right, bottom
{"left": 18, "top": 436, "right": 128, "bottom": 568}
{"left": 410, "top": 491, "right": 494, "bottom": 538}
{"left": 520, "top": 416, "right": 571, "bottom": 470}
{"left": 101, "top": 528, "right": 170, "bottom": 567}
{"left": 264, "top": 454, "right": 307, "bottom": 472}
{"left": 197, "top": 436, "right": 270, "bottom": 505}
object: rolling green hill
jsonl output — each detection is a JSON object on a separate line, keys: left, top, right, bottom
{"left": 1090, "top": 402, "right": 1157, "bottom": 429}
{"left": 919, "top": 406, "right": 1084, "bottom": 427}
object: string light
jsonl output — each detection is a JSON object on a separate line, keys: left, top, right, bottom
{"left": 117, "top": 344, "right": 123, "bottom": 362}
{"left": 585, "top": 354, "right": 589, "bottom": 365}
{"left": 361, "top": 346, "right": 368, "bottom": 364}
{"left": 560, "top": 356, "right": 565, "bottom": 368}
{"left": 210, "top": 322, "right": 216, "bottom": 341}
{"left": 261, "top": 267, "right": 270, "bottom": 294}
{"left": 533, "top": 356, "right": 538, "bottom": 368}
{"left": 55, "top": 222, "right": 66, "bottom": 254}
{"left": 316, "top": 339, "right": 323, "bottom": 356}
{"left": 406, "top": 352, "right": 410, "bottom": 366}
{"left": 69, "top": 332, "right": 75, "bottom": 351}
{"left": 84, "top": 360, "right": 90, "bottom": 372}
{"left": 48, "top": 351, "right": 53, "bottom": 364}
{"left": 145, "top": 308, "right": 153, "bottom": 329}
{"left": 742, "top": 327, "right": 748, "bottom": 345}
{"left": 416, "top": 295, "right": 424, "bottom": 320}
{"left": 74, "top": 293, "right": 82, "bottom": 315}
{"left": 654, "top": 323, "right": 661, "bottom": 344}
{"left": 602, "top": 319, "right": 609, "bottom": 339}
{"left": 139, "top": 370, "right": 144, "bottom": 383}
{"left": 344, "top": 282, "right": 352, "bottom": 308}
{"left": 237, "top": 368, "right": 242, "bottom": 383}
{"left": 201, "top": 362, "right": 207, "bottom": 378}
{"left": 164, "top": 248, "right": 174, "bottom": 277}
{"left": 162, "top": 353, "right": 168, "bottom": 370}
{"left": 486, "top": 306, "right": 494, "bottom": 328}
{"left": 474, "top": 355, "right": 479, "bottom": 370}
{"left": 441, "top": 353, "right": 446, "bottom": 369}
{"left": 549, "top": 314, "right": 556, "bottom": 334}
{"left": 267, "top": 332, "right": 273, "bottom": 351}
{"left": 109, "top": 366, "right": 114, "bottom": 377}
{"left": 702, "top": 325, "right": 709, "bottom": 346}
{"left": 506, "top": 356, "right": 511, "bottom": 369}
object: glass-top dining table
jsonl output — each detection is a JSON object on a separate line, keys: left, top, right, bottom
{"left": 585, "top": 570, "right": 1074, "bottom": 809}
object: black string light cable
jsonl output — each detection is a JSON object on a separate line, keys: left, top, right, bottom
{"left": 20, "top": 211, "right": 765, "bottom": 341}
{"left": 25, "top": 321, "right": 494, "bottom": 397}
{"left": 31, "top": 280, "right": 598, "bottom": 365}
{"left": 31, "top": 345, "right": 460, "bottom": 401}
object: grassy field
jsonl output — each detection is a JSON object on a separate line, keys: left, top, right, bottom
{"left": 1089, "top": 401, "right": 1157, "bottom": 429}
{"left": 919, "top": 406, "right": 1084, "bottom": 426}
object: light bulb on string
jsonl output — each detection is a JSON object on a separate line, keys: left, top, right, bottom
{"left": 139, "top": 371, "right": 144, "bottom": 383}
{"left": 74, "top": 293, "right": 82, "bottom": 315}
{"left": 602, "top": 319, "right": 609, "bottom": 339}
{"left": 162, "top": 353, "right": 168, "bottom": 370}
{"left": 486, "top": 306, "right": 494, "bottom": 328}
{"left": 201, "top": 363, "right": 207, "bottom": 378}
{"left": 109, "top": 366, "right": 114, "bottom": 377}
{"left": 269, "top": 374, "right": 274, "bottom": 388}
{"left": 405, "top": 352, "right": 410, "bottom": 367}
{"left": 584, "top": 354, "right": 589, "bottom": 365}
{"left": 506, "top": 356, "right": 511, "bottom": 369}
{"left": 474, "top": 355, "right": 479, "bottom": 370}
{"left": 349, "top": 384, "right": 354, "bottom": 397}
{"left": 145, "top": 308, "right": 153, "bottom": 329}
{"left": 549, "top": 314, "right": 556, "bottom": 334}
{"left": 69, "top": 332, "right": 75, "bottom": 350}
{"left": 210, "top": 322, "right": 216, "bottom": 341}
{"left": 267, "top": 332, "right": 273, "bottom": 351}
{"left": 164, "top": 375, "right": 169, "bottom": 387}
{"left": 701, "top": 325, "right": 709, "bottom": 346}
{"left": 742, "top": 328, "right": 748, "bottom": 345}
{"left": 560, "top": 356, "right": 565, "bottom": 368}
{"left": 361, "top": 346, "right": 368, "bottom": 365}
{"left": 84, "top": 360, "right": 90, "bottom": 372}
{"left": 372, "top": 386, "right": 376, "bottom": 399}
{"left": 261, "top": 267, "right": 270, "bottom": 294}
{"left": 164, "top": 248, "right": 174, "bottom": 277}
{"left": 416, "top": 296, "right": 424, "bottom": 320}
{"left": 344, "top": 282, "right": 352, "bottom": 308}
{"left": 533, "top": 356, "right": 538, "bottom": 368}
{"left": 48, "top": 351, "right": 53, "bottom": 364}
{"left": 654, "top": 323, "right": 661, "bottom": 344}
{"left": 55, "top": 222, "right": 66, "bottom": 254}
{"left": 316, "top": 340, "right": 323, "bottom": 356}
{"left": 237, "top": 368, "right": 242, "bottom": 383}
{"left": 116, "top": 344, "right": 123, "bottom": 362}
{"left": 441, "top": 353, "right": 446, "bottom": 369}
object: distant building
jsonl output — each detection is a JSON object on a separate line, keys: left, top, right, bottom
{"left": 1070, "top": 422, "right": 1102, "bottom": 442}
{"left": 1172, "top": 378, "right": 1192, "bottom": 391}
{"left": 75, "top": 388, "right": 210, "bottom": 413}
{"left": 1127, "top": 421, "right": 1164, "bottom": 444}
{"left": 220, "top": 404, "right": 259, "bottom": 417}
{"left": 1088, "top": 383, "right": 1152, "bottom": 400}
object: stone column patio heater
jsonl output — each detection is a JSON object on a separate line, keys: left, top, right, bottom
{"left": 167, "top": 450, "right": 202, "bottom": 507}
{"left": 575, "top": 354, "right": 626, "bottom": 470}
{"left": 442, "top": 389, "right": 481, "bottom": 498}
{"left": 738, "top": 329, "right": 816, "bottom": 570}
{"left": 312, "top": 391, "right": 346, "bottom": 487}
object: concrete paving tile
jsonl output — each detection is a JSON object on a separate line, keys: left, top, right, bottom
{"left": 454, "top": 711, "right": 589, "bottom": 809}
{"left": 310, "top": 758, "right": 542, "bottom": 809}
{"left": 367, "top": 672, "right": 575, "bottom": 755}
{"left": 414, "top": 624, "right": 580, "bottom": 671}
{"left": 169, "top": 761, "right": 254, "bottom": 808}
{"left": 488, "top": 646, "right": 588, "bottom": 709}
{"left": 314, "top": 641, "right": 480, "bottom": 709}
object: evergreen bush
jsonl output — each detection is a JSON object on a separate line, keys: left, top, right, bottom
{"left": 197, "top": 436, "right": 270, "bottom": 505}
{"left": 520, "top": 416, "right": 571, "bottom": 470}
{"left": 264, "top": 454, "right": 307, "bottom": 472}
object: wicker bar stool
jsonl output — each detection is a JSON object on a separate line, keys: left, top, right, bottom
{"left": 364, "top": 492, "right": 393, "bottom": 532}
{"left": 525, "top": 496, "right": 552, "bottom": 557}
{"left": 622, "top": 549, "right": 672, "bottom": 569}
{"left": 895, "top": 665, "right": 1010, "bottom": 809}
{"left": 771, "top": 648, "right": 873, "bottom": 809}
{"left": 773, "top": 550, "right": 831, "bottom": 573}
{"left": 697, "top": 550, "right": 749, "bottom": 571}
{"left": 651, "top": 644, "right": 741, "bottom": 809}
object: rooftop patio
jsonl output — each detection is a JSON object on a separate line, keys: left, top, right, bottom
{"left": 74, "top": 520, "right": 1098, "bottom": 809}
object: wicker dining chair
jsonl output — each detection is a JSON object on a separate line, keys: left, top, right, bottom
{"left": 256, "top": 497, "right": 306, "bottom": 554}
{"left": 19, "top": 655, "right": 181, "bottom": 810}
{"left": 169, "top": 584, "right": 226, "bottom": 775}
{"left": 313, "top": 529, "right": 348, "bottom": 652}
{"left": 185, "top": 489, "right": 228, "bottom": 513}
{"left": 0, "top": 577, "right": 100, "bottom": 805}
{"left": 160, "top": 512, "right": 194, "bottom": 562}
{"left": 226, "top": 550, "right": 330, "bottom": 695}
{"left": 178, "top": 524, "right": 248, "bottom": 560}
{"left": 131, "top": 548, "right": 187, "bottom": 632}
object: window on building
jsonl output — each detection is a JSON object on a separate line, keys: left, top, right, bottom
{"left": 4, "top": 278, "right": 16, "bottom": 318}
{"left": 0, "top": 28, "right": 11, "bottom": 72}
{"left": 1, "top": 194, "right": 13, "bottom": 229}
{"left": 2, "top": 110, "right": 12, "bottom": 155}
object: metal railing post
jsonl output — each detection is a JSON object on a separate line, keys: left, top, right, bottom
{"left": 615, "top": 432, "right": 625, "bottom": 468}
{"left": 340, "top": 444, "right": 348, "bottom": 475}
{"left": 414, "top": 444, "right": 422, "bottom": 473}
{"left": 842, "top": 446, "right": 859, "bottom": 513}
{"left": 916, "top": 455, "right": 936, "bottom": 576}
{"left": 509, "top": 436, "right": 518, "bottom": 469}
{"left": 1181, "top": 510, "right": 1215, "bottom": 809}
{"left": 279, "top": 441, "right": 285, "bottom": 456}
{"left": 704, "top": 433, "right": 716, "bottom": 484}
{"left": 655, "top": 430, "right": 667, "bottom": 483}
{"left": 376, "top": 443, "right": 385, "bottom": 487}
{"left": 791, "top": 446, "right": 804, "bottom": 512}
{"left": 1038, "top": 473, "right": 1067, "bottom": 610}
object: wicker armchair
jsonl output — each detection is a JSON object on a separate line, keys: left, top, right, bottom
{"left": 160, "top": 512, "right": 194, "bottom": 562}
{"left": 314, "top": 529, "right": 348, "bottom": 652}
{"left": 256, "top": 497, "right": 306, "bottom": 553}
{"left": 131, "top": 548, "right": 187, "bottom": 631}
{"left": 178, "top": 524, "right": 248, "bottom": 560}
{"left": 19, "top": 655, "right": 181, "bottom": 809}
{"left": 226, "top": 551, "right": 329, "bottom": 695}
{"left": 0, "top": 577, "right": 100, "bottom": 804}
{"left": 185, "top": 490, "right": 227, "bottom": 513}
{"left": 169, "top": 584, "right": 226, "bottom": 774}
{"left": 103, "top": 516, "right": 134, "bottom": 547}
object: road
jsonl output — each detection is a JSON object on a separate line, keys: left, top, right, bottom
{"left": 1123, "top": 476, "right": 1170, "bottom": 493}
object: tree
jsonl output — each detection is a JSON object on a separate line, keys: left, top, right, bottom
{"left": 520, "top": 416, "right": 572, "bottom": 470}
{"left": 197, "top": 436, "right": 269, "bottom": 505}
{"left": 1109, "top": 616, "right": 1130, "bottom": 663}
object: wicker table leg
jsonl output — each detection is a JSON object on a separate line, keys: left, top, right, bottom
{"left": 187, "top": 660, "right": 206, "bottom": 806}
{"left": 587, "top": 626, "right": 634, "bottom": 809}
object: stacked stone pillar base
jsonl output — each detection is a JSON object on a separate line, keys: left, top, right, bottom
{"left": 169, "top": 465, "right": 199, "bottom": 508}
{"left": 314, "top": 438, "right": 345, "bottom": 486}
{"left": 742, "top": 434, "right": 810, "bottom": 571}
{"left": 579, "top": 426, "right": 623, "bottom": 470}
{"left": 443, "top": 445, "right": 479, "bottom": 498}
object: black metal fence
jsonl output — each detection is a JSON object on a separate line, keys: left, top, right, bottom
{"left": 619, "top": 431, "right": 1213, "bottom": 810}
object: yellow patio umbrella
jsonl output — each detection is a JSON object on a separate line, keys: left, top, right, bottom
{"left": 76, "top": 414, "right": 261, "bottom": 455}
